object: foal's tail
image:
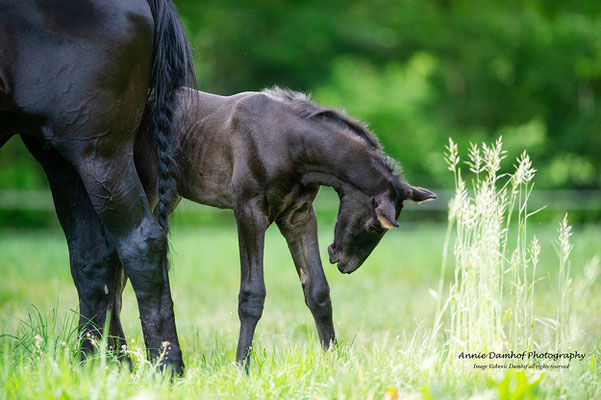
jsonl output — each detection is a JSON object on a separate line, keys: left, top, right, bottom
{"left": 146, "top": 0, "right": 196, "bottom": 233}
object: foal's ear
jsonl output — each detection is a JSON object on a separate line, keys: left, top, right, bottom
{"left": 375, "top": 195, "right": 399, "bottom": 229}
{"left": 407, "top": 185, "right": 437, "bottom": 204}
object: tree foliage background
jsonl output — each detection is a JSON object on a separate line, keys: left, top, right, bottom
{"left": 1, "top": 0, "right": 599, "bottom": 193}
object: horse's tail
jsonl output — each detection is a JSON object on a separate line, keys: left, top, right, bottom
{"left": 146, "top": 0, "right": 196, "bottom": 233}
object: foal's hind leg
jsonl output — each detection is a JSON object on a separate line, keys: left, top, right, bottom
{"left": 276, "top": 203, "right": 336, "bottom": 349}
{"left": 21, "top": 136, "right": 130, "bottom": 359}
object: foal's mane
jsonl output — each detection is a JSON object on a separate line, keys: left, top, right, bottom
{"left": 261, "top": 86, "right": 400, "bottom": 175}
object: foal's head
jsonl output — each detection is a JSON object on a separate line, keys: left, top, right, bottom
{"left": 328, "top": 181, "right": 436, "bottom": 274}
{"left": 260, "top": 86, "right": 437, "bottom": 273}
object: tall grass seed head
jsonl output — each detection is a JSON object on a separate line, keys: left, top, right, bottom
{"left": 445, "top": 137, "right": 460, "bottom": 172}
{"left": 513, "top": 151, "right": 536, "bottom": 187}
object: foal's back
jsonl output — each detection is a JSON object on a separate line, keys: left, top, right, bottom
{"left": 135, "top": 89, "right": 303, "bottom": 211}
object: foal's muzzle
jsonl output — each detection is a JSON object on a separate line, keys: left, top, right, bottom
{"left": 327, "top": 243, "right": 339, "bottom": 264}
{"left": 329, "top": 243, "right": 362, "bottom": 274}
{"left": 337, "top": 261, "right": 361, "bottom": 274}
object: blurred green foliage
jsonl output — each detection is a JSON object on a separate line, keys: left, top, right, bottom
{"left": 1, "top": 0, "right": 600, "bottom": 197}
{"left": 176, "top": 0, "right": 601, "bottom": 189}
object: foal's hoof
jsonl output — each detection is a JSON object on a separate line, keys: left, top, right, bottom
{"left": 236, "top": 357, "right": 251, "bottom": 374}
{"left": 321, "top": 337, "right": 338, "bottom": 351}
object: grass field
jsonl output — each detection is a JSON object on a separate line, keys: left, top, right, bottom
{"left": 1, "top": 215, "right": 600, "bottom": 399}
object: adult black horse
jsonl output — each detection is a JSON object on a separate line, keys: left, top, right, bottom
{"left": 0, "top": 0, "right": 195, "bottom": 373}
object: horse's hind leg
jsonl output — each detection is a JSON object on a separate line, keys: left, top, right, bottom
{"left": 50, "top": 127, "right": 183, "bottom": 373}
{"left": 276, "top": 204, "right": 336, "bottom": 349}
{"left": 21, "top": 136, "right": 130, "bottom": 360}
{"left": 108, "top": 265, "right": 129, "bottom": 363}
{"left": 4, "top": 0, "right": 184, "bottom": 374}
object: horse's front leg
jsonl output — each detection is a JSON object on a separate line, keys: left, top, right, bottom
{"left": 276, "top": 205, "right": 336, "bottom": 349}
{"left": 233, "top": 201, "right": 268, "bottom": 367}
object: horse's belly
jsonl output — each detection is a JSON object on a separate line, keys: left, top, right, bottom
{"left": 182, "top": 170, "right": 234, "bottom": 210}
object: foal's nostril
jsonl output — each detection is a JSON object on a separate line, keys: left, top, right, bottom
{"left": 327, "top": 243, "right": 339, "bottom": 264}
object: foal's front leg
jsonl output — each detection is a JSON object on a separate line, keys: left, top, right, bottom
{"left": 277, "top": 205, "right": 336, "bottom": 349}
{"left": 233, "top": 202, "right": 268, "bottom": 366}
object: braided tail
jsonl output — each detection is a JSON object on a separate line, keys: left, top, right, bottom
{"left": 146, "top": 0, "right": 196, "bottom": 233}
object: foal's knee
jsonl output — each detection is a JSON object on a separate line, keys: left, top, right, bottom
{"left": 238, "top": 285, "right": 266, "bottom": 321}
{"left": 306, "top": 284, "right": 332, "bottom": 315}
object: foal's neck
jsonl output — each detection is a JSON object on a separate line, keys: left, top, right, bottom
{"left": 298, "top": 123, "right": 394, "bottom": 197}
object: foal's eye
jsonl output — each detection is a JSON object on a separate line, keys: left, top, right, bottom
{"left": 368, "top": 225, "right": 383, "bottom": 235}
